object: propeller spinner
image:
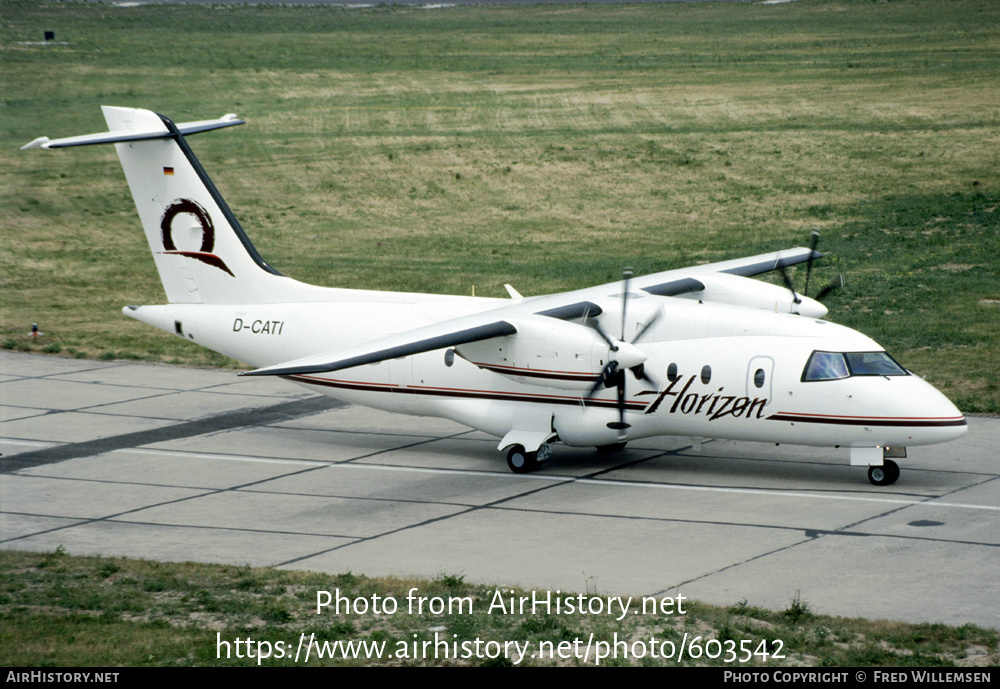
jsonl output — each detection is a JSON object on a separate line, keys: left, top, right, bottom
{"left": 584, "top": 268, "right": 660, "bottom": 435}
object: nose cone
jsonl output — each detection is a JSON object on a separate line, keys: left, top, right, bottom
{"left": 934, "top": 398, "right": 968, "bottom": 442}
{"left": 896, "top": 376, "right": 967, "bottom": 445}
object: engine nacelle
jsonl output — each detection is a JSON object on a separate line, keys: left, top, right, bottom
{"left": 455, "top": 316, "right": 641, "bottom": 390}
{"left": 679, "top": 272, "right": 827, "bottom": 318}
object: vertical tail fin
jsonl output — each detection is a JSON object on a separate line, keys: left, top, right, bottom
{"left": 24, "top": 106, "right": 293, "bottom": 305}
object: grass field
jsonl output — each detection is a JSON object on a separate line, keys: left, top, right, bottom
{"left": 2, "top": 549, "right": 997, "bottom": 666}
{"left": 1, "top": 0, "right": 998, "bottom": 415}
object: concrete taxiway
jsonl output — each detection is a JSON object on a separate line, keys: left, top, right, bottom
{"left": 1, "top": 351, "right": 997, "bottom": 629}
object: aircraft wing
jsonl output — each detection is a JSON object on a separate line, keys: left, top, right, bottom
{"left": 241, "top": 319, "right": 517, "bottom": 377}
{"left": 690, "top": 246, "right": 821, "bottom": 277}
{"left": 630, "top": 246, "right": 821, "bottom": 297}
{"left": 241, "top": 300, "right": 603, "bottom": 377}
{"left": 243, "top": 247, "right": 821, "bottom": 378}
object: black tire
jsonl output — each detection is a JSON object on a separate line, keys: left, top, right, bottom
{"left": 596, "top": 442, "right": 628, "bottom": 454}
{"left": 883, "top": 459, "right": 900, "bottom": 484}
{"left": 506, "top": 445, "right": 539, "bottom": 474}
{"left": 868, "top": 459, "right": 900, "bottom": 486}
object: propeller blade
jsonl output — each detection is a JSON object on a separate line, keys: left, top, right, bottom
{"left": 584, "top": 375, "right": 604, "bottom": 401}
{"left": 804, "top": 230, "right": 820, "bottom": 296}
{"left": 585, "top": 361, "right": 619, "bottom": 399}
{"left": 815, "top": 274, "right": 844, "bottom": 302}
{"left": 607, "top": 374, "right": 630, "bottom": 431}
{"left": 603, "top": 268, "right": 640, "bottom": 434}
{"left": 620, "top": 267, "right": 633, "bottom": 341}
{"left": 632, "top": 309, "right": 661, "bottom": 344}
{"left": 588, "top": 267, "right": 641, "bottom": 434}
{"left": 778, "top": 264, "right": 802, "bottom": 305}
{"left": 586, "top": 318, "right": 618, "bottom": 352}
{"left": 631, "top": 363, "right": 660, "bottom": 390}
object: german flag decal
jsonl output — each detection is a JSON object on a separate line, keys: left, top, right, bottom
{"left": 163, "top": 167, "right": 174, "bottom": 176}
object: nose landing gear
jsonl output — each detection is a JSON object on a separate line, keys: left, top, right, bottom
{"left": 867, "top": 459, "right": 900, "bottom": 486}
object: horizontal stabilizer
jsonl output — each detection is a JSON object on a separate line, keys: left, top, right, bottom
{"left": 21, "top": 114, "right": 243, "bottom": 150}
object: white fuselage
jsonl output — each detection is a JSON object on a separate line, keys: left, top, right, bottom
{"left": 127, "top": 285, "right": 966, "bottom": 452}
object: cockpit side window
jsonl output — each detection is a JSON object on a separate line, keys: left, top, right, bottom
{"left": 802, "top": 350, "right": 909, "bottom": 381}
{"left": 802, "top": 351, "right": 849, "bottom": 381}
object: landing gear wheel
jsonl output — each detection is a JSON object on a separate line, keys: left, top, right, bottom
{"left": 868, "top": 459, "right": 900, "bottom": 486}
{"left": 596, "top": 442, "right": 628, "bottom": 454}
{"left": 506, "top": 445, "right": 539, "bottom": 474}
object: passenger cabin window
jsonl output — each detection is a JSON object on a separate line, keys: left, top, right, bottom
{"left": 802, "top": 351, "right": 908, "bottom": 382}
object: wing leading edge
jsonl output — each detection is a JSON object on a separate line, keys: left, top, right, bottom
{"left": 635, "top": 246, "right": 821, "bottom": 296}
{"left": 241, "top": 300, "right": 606, "bottom": 377}
{"left": 241, "top": 320, "right": 517, "bottom": 377}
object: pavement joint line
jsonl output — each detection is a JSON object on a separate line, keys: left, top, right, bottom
{"left": 8, "top": 498, "right": 995, "bottom": 552}
{"left": 654, "top": 476, "right": 1000, "bottom": 595}
{"left": 483, "top": 504, "right": 1000, "bottom": 548}
{"left": 665, "top": 535, "right": 823, "bottom": 594}
{"left": 119, "top": 447, "right": 320, "bottom": 466}
{"left": 7, "top": 454, "right": 997, "bottom": 572}
{"left": 275, "top": 455, "right": 1000, "bottom": 567}
{"left": 17, "top": 442, "right": 997, "bottom": 512}
{"left": 0, "top": 364, "right": 117, "bottom": 380}
{"left": 659, "top": 488, "right": 926, "bottom": 594}
{"left": 2, "top": 459, "right": 344, "bottom": 546}
{"left": 274, "top": 469, "right": 582, "bottom": 567}
{"left": 0, "top": 512, "right": 364, "bottom": 544}
{"left": 2, "top": 429, "right": 489, "bottom": 550}
{"left": 332, "top": 429, "right": 479, "bottom": 466}
{"left": 0, "top": 395, "right": 342, "bottom": 474}
{"left": 570, "top": 477, "right": 1000, "bottom": 511}
{"left": 273, "top": 444, "right": 694, "bottom": 567}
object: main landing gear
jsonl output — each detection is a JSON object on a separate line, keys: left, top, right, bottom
{"left": 508, "top": 444, "right": 552, "bottom": 474}
{"left": 867, "top": 459, "right": 900, "bottom": 486}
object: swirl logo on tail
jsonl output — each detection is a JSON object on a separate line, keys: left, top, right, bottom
{"left": 159, "top": 199, "right": 234, "bottom": 277}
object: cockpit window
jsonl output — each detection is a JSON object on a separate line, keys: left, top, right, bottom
{"left": 802, "top": 350, "right": 909, "bottom": 382}
{"left": 844, "top": 351, "right": 908, "bottom": 377}
{"left": 802, "top": 351, "right": 849, "bottom": 381}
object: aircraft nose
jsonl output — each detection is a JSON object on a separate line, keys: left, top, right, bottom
{"left": 913, "top": 378, "right": 968, "bottom": 443}
{"left": 938, "top": 399, "right": 968, "bottom": 440}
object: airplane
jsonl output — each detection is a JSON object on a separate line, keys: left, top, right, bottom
{"left": 22, "top": 106, "right": 968, "bottom": 486}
